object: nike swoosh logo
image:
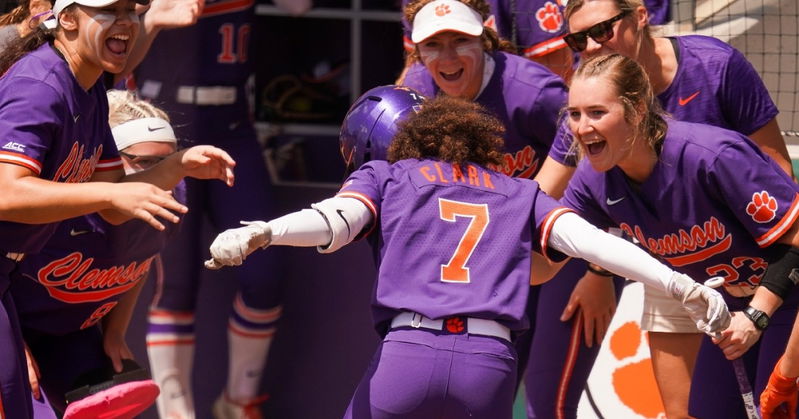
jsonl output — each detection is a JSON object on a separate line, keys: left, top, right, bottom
{"left": 73, "top": 114, "right": 80, "bottom": 123}
{"left": 147, "top": 126, "right": 165, "bottom": 132}
{"left": 606, "top": 197, "right": 625, "bottom": 205}
{"left": 69, "top": 229, "right": 90, "bottom": 237}
{"left": 678, "top": 90, "right": 700, "bottom": 106}
{"left": 336, "top": 209, "right": 351, "bottom": 237}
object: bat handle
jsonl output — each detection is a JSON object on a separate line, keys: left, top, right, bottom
{"left": 732, "top": 358, "right": 761, "bottom": 419}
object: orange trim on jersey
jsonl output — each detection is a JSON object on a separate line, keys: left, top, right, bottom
{"left": 0, "top": 151, "right": 42, "bottom": 174}
{"left": 0, "top": 394, "right": 4, "bottom": 419}
{"left": 229, "top": 322, "right": 277, "bottom": 338}
{"left": 234, "top": 295, "right": 282, "bottom": 322}
{"left": 540, "top": 207, "right": 575, "bottom": 261}
{"left": 146, "top": 338, "right": 196, "bottom": 347}
{"left": 556, "top": 311, "right": 583, "bottom": 419}
{"left": 756, "top": 193, "right": 799, "bottom": 247}
{"left": 201, "top": 0, "right": 255, "bottom": 18}
{"left": 664, "top": 234, "right": 732, "bottom": 267}
{"left": 336, "top": 191, "right": 378, "bottom": 238}
{"left": 523, "top": 36, "right": 567, "bottom": 59}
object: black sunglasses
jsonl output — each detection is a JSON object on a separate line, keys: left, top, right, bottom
{"left": 564, "top": 10, "right": 631, "bottom": 52}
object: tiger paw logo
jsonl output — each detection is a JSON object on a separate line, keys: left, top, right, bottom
{"left": 445, "top": 317, "right": 465, "bottom": 333}
{"left": 536, "top": 2, "right": 564, "bottom": 33}
{"left": 608, "top": 322, "right": 665, "bottom": 418}
{"left": 435, "top": 4, "right": 451, "bottom": 16}
{"left": 746, "top": 191, "right": 777, "bottom": 223}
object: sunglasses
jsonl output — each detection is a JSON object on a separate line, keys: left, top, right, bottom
{"left": 119, "top": 150, "right": 173, "bottom": 168}
{"left": 564, "top": 10, "right": 630, "bottom": 52}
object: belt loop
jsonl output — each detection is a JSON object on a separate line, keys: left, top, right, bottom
{"left": 411, "top": 312, "right": 422, "bottom": 328}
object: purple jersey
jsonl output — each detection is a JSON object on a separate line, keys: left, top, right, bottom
{"left": 0, "top": 44, "right": 121, "bottom": 253}
{"left": 549, "top": 35, "right": 778, "bottom": 165}
{"left": 402, "top": 51, "right": 567, "bottom": 178}
{"left": 337, "top": 159, "right": 570, "bottom": 332}
{"left": 9, "top": 184, "right": 185, "bottom": 335}
{"left": 132, "top": 0, "right": 254, "bottom": 142}
{"left": 562, "top": 120, "right": 799, "bottom": 293}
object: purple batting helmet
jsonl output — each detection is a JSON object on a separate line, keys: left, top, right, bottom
{"left": 339, "top": 85, "right": 426, "bottom": 171}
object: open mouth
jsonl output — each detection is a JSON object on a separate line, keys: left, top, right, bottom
{"left": 440, "top": 69, "right": 463, "bottom": 82}
{"left": 584, "top": 139, "right": 607, "bottom": 156}
{"left": 106, "top": 34, "right": 129, "bottom": 56}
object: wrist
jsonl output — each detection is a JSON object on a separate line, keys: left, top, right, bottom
{"left": 773, "top": 357, "right": 799, "bottom": 390}
{"left": 586, "top": 263, "right": 614, "bottom": 277}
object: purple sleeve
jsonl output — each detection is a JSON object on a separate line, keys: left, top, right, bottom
{"left": 337, "top": 161, "right": 385, "bottom": 223}
{"left": 720, "top": 48, "right": 778, "bottom": 135}
{"left": 547, "top": 119, "right": 577, "bottom": 166}
{"left": 531, "top": 185, "right": 571, "bottom": 261}
{"left": 560, "top": 166, "right": 615, "bottom": 231}
{"left": 706, "top": 137, "right": 799, "bottom": 247}
{"left": 0, "top": 77, "right": 63, "bottom": 175}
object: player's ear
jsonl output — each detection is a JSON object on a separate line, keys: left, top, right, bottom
{"left": 58, "top": 9, "right": 79, "bottom": 31}
{"left": 633, "top": 5, "right": 648, "bottom": 31}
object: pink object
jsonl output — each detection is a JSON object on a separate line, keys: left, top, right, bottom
{"left": 63, "top": 379, "right": 159, "bottom": 419}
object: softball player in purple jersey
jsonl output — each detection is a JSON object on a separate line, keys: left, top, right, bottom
{"left": 529, "top": 0, "right": 793, "bottom": 417}
{"left": 560, "top": 53, "right": 799, "bottom": 418}
{"left": 0, "top": 1, "right": 235, "bottom": 418}
{"left": 9, "top": 90, "right": 187, "bottom": 418}
{"left": 204, "top": 92, "right": 729, "bottom": 419}
{"left": 132, "top": 1, "right": 308, "bottom": 417}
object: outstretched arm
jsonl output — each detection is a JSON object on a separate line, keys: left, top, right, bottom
{"left": 545, "top": 212, "right": 731, "bottom": 336}
{"left": 205, "top": 196, "right": 372, "bottom": 268}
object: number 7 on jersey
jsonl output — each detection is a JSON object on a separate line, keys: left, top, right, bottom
{"left": 439, "top": 198, "right": 490, "bottom": 283}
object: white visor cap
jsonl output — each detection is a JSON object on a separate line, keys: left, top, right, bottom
{"left": 52, "top": 0, "right": 148, "bottom": 20}
{"left": 411, "top": 0, "right": 484, "bottom": 44}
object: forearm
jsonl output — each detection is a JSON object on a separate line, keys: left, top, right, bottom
{"left": 781, "top": 316, "right": 799, "bottom": 377}
{"left": 749, "top": 119, "right": 793, "bottom": 177}
{"left": 749, "top": 286, "right": 784, "bottom": 317}
{"left": 102, "top": 277, "right": 146, "bottom": 337}
{"left": 115, "top": 12, "right": 161, "bottom": 83}
{"left": 121, "top": 153, "right": 185, "bottom": 190}
{"left": 548, "top": 212, "right": 674, "bottom": 291}
{"left": 269, "top": 209, "right": 333, "bottom": 247}
{"left": 0, "top": 176, "right": 119, "bottom": 223}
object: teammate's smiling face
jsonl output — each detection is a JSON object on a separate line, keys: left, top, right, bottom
{"left": 567, "top": 0, "right": 643, "bottom": 60}
{"left": 417, "top": 31, "right": 485, "bottom": 100}
{"left": 71, "top": 0, "right": 140, "bottom": 75}
{"left": 567, "top": 75, "right": 639, "bottom": 174}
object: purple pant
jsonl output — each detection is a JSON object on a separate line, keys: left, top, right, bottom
{"left": 344, "top": 328, "right": 517, "bottom": 419}
{"left": 154, "top": 131, "right": 283, "bottom": 312}
{"left": 0, "top": 259, "right": 33, "bottom": 419}
{"left": 522, "top": 259, "right": 625, "bottom": 418}
{"left": 689, "top": 287, "right": 799, "bottom": 418}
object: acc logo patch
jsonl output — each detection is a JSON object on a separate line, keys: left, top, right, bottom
{"left": 536, "top": 1, "right": 564, "bottom": 33}
{"left": 746, "top": 191, "right": 778, "bottom": 223}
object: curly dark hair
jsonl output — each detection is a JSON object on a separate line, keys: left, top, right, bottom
{"left": 388, "top": 95, "right": 505, "bottom": 166}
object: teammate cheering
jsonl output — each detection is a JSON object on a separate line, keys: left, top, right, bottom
{"left": 559, "top": 53, "right": 799, "bottom": 418}
{"left": 205, "top": 88, "right": 729, "bottom": 419}
{"left": 528, "top": 0, "right": 794, "bottom": 416}
{"left": 0, "top": 1, "right": 234, "bottom": 417}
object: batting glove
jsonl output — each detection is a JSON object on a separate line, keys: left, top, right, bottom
{"left": 761, "top": 356, "right": 799, "bottom": 419}
{"left": 667, "top": 273, "right": 731, "bottom": 336}
{"left": 207, "top": 221, "right": 271, "bottom": 268}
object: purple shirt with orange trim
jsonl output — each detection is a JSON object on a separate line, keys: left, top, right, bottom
{"left": 561, "top": 120, "right": 799, "bottom": 296}
{"left": 338, "top": 159, "right": 569, "bottom": 333}
{"left": 550, "top": 35, "right": 778, "bottom": 165}
{"left": 0, "top": 43, "right": 121, "bottom": 253}
{"left": 10, "top": 183, "right": 185, "bottom": 335}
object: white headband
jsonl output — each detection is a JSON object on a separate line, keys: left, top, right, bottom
{"left": 111, "top": 117, "right": 177, "bottom": 151}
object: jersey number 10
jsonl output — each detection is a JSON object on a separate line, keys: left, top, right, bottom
{"left": 218, "top": 23, "right": 251, "bottom": 64}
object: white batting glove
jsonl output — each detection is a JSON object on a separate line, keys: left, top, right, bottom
{"left": 206, "top": 221, "right": 271, "bottom": 269}
{"left": 667, "top": 273, "right": 731, "bottom": 336}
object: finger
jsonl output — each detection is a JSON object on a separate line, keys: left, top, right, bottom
{"left": 597, "top": 315, "right": 609, "bottom": 343}
{"left": 110, "top": 352, "right": 123, "bottom": 373}
{"left": 560, "top": 301, "right": 576, "bottom": 322}
{"left": 584, "top": 315, "right": 594, "bottom": 348}
{"left": 136, "top": 209, "right": 166, "bottom": 231}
